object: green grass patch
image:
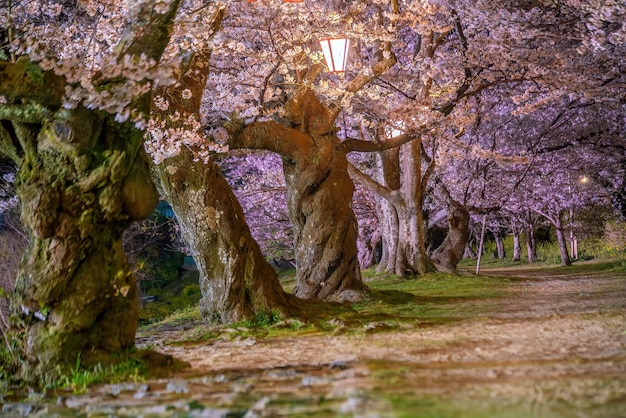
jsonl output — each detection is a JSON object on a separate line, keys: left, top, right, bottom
{"left": 54, "top": 353, "right": 146, "bottom": 394}
{"left": 139, "top": 279, "right": 202, "bottom": 325}
{"left": 141, "top": 305, "right": 203, "bottom": 331}
{"left": 160, "top": 269, "right": 513, "bottom": 344}
{"left": 345, "top": 271, "right": 510, "bottom": 329}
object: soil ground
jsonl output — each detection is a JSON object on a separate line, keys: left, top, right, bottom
{"left": 2, "top": 261, "right": 625, "bottom": 417}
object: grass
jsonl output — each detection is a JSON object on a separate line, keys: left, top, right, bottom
{"left": 148, "top": 268, "right": 513, "bottom": 345}
{"left": 149, "top": 249, "right": 625, "bottom": 346}
{"left": 54, "top": 353, "right": 147, "bottom": 394}
{"left": 460, "top": 232, "right": 626, "bottom": 269}
{"left": 139, "top": 274, "right": 202, "bottom": 325}
{"left": 345, "top": 271, "right": 511, "bottom": 329}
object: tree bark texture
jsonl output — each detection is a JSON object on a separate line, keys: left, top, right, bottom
{"left": 2, "top": 0, "right": 178, "bottom": 379}
{"left": 374, "top": 150, "right": 403, "bottom": 276}
{"left": 398, "top": 140, "right": 436, "bottom": 274}
{"left": 554, "top": 213, "right": 572, "bottom": 266}
{"left": 526, "top": 226, "right": 537, "bottom": 262}
{"left": 430, "top": 200, "right": 470, "bottom": 270}
{"left": 494, "top": 233, "right": 506, "bottom": 259}
{"left": 149, "top": 25, "right": 298, "bottom": 324}
{"left": 375, "top": 197, "right": 402, "bottom": 275}
{"left": 511, "top": 222, "right": 522, "bottom": 261}
{"left": 228, "top": 89, "right": 364, "bottom": 301}
{"left": 10, "top": 110, "right": 158, "bottom": 379}
{"left": 348, "top": 144, "right": 436, "bottom": 276}
{"left": 153, "top": 149, "right": 299, "bottom": 323}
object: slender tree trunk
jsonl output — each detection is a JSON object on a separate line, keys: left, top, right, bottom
{"left": 153, "top": 150, "right": 298, "bottom": 323}
{"left": 511, "top": 221, "right": 522, "bottom": 262}
{"left": 494, "top": 233, "right": 506, "bottom": 259}
{"left": 475, "top": 214, "right": 487, "bottom": 274}
{"left": 554, "top": 213, "right": 572, "bottom": 266}
{"left": 11, "top": 113, "right": 158, "bottom": 379}
{"left": 526, "top": 226, "right": 536, "bottom": 262}
{"left": 464, "top": 242, "right": 477, "bottom": 259}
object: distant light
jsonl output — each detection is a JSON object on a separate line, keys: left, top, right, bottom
{"left": 319, "top": 38, "right": 350, "bottom": 73}
{"left": 385, "top": 121, "right": 406, "bottom": 138}
{"left": 580, "top": 176, "right": 589, "bottom": 184}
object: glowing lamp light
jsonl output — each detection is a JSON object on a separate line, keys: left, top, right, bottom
{"left": 385, "top": 121, "right": 406, "bottom": 138}
{"left": 319, "top": 38, "right": 350, "bottom": 73}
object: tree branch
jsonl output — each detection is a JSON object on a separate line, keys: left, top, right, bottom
{"left": 0, "top": 123, "right": 21, "bottom": 164}
{"left": 347, "top": 161, "right": 396, "bottom": 202}
{"left": 0, "top": 103, "right": 54, "bottom": 124}
{"left": 227, "top": 120, "right": 313, "bottom": 160}
{"left": 341, "top": 132, "right": 416, "bottom": 153}
{"left": 114, "top": 0, "right": 183, "bottom": 61}
{"left": 0, "top": 60, "right": 66, "bottom": 107}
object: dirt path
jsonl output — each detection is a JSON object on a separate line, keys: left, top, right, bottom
{"left": 4, "top": 266, "right": 625, "bottom": 417}
{"left": 152, "top": 267, "right": 626, "bottom": 416}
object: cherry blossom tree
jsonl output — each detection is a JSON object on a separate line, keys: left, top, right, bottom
{"left": 0, "top": 0, "right": 180, "bottom": 380}
{"left": 207, "top": 0, "right": 624, "bottom": 279}
{"left": 210, "top": 0, "right": 406, "bottom": 300}
{"left": 221, "top": 152, "right": 293, "bottom": 262}
{"left": 1, "top": 0, "right": 624, "bottom": 380}
{"left": 146, "top": 4, "right": 300, "bottom": 323}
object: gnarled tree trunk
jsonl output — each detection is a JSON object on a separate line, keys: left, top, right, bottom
{"left": 11, "top": 111, "right": 158, "bottom": 379}
{"left": 227, "top": 88, "right": 364, "bottom": 301}
{"left": 2, "top": 0, "right": 180, "bottom": 380}
{"left": 153, "top": 150, "right": 299, "bottom": 323}
{"left": 430, "top": 200, "right": 470, "bottom": 270}
{"left": 150, "top": 29, "right": 299, "bottom": 321}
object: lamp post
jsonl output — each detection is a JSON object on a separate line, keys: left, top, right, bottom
{"left": 319, "top": 37, "right": 351, "bottom": 72}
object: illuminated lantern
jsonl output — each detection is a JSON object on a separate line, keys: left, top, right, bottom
{"left": 319, "top": 38, "right": 350, "bottom": 72}
{"left": 385, "top": 120, "right": 406, "bottom": 138}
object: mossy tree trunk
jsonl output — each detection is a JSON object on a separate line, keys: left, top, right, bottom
{"left": 0, "top": 0, "right": 180, "bottom": 381}
{"left": 10, "top": 111, "right": 157, "bottom": 379}
{"left": 227, "top": 88, "right": 364, "bottom": 301}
